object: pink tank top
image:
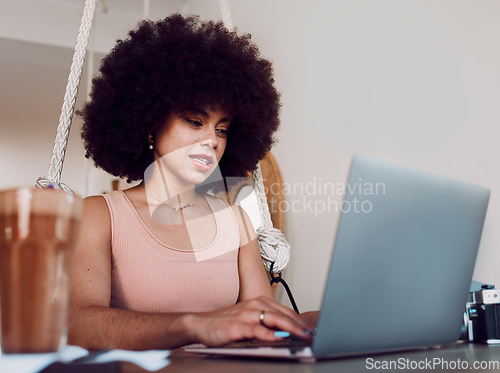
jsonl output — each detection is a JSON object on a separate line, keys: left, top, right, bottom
{"left": 101, "top": 191, "right": 240, "bottom": 313}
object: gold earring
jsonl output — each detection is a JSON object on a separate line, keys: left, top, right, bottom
{"left": 148, "top": 134, "right": 153, "bottom": 150}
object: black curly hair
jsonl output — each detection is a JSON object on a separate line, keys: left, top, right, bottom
{"left": 80, "top": 13, "right": 281, "bottom": 185}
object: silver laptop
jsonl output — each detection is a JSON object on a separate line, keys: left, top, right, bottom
{"left": 186, "top": 154, "right": 490, "bottom": 362}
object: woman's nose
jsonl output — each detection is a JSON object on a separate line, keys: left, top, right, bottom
{"left": 199, "top": 130, "right": 218, "bottom": 149}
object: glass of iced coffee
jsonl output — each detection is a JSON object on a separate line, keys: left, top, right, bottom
{"left": 0, "top": 187, "right": 82, "bottom": 354}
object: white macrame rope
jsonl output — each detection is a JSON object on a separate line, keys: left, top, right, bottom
{"left": 252, "top": 164, "right": 272, "bottom": 228}
{"left": 257, "top": 226, "right": 290, "bottom": 272}
{"left": 143, "top": 0, "right": 150, "bottom": 20}
{"left": 39, "top": 0, "right": 97, "bottom": 189}
{"left": 253, "top": 165, "right": 290, "bottom": 272}
{"left": 218, "top": 0, "right": 234, "bottom": 31}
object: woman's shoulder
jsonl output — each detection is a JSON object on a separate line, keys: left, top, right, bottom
{"left": 75, "top": 195, "right": 113, "bottom": 249}
{"left": 86, "top": 190, "right": 133, "bottom": 210}
{"left": 82, "top": 194, "right": 111, "bottom": 222}
{"left": 83, "top": 194, "right": 107, "bottom": 207}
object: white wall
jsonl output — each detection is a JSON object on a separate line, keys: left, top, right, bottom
{"left": 1, "top": 0, "right": 499, "bottom": 313}
{"left": 0, "top": 0, "right": 190, "bottom": 53}
{"left": 190, "top": 0, "right": 500, "bottom": 311}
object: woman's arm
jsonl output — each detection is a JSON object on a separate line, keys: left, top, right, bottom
{"left": 68, "top": 197, "right": 312, "bottom": 351}
{"left": 68, "top": 196, "right": 195, "bottom": 350}
{"left": 231, "top": 204, "right": 274, "bottom": 301}
{"left": 232, "top": 204, "right": 320, "bottom": 332}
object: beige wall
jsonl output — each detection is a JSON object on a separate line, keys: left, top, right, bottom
{"left": 190, "top": 0, "right": 500, "bottom": 311}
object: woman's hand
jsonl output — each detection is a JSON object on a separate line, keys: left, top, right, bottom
{"left": 189, "top": 296, "right": 314, "bottom": 347}
{"left": 299, "top": 310, "right": 320, "bottom": 331}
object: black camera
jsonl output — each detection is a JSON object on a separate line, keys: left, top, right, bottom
{"left": 465, "top": 284, "right": 500, "bottom": 344}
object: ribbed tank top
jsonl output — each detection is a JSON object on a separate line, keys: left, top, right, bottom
{"left": 101, "top": 191, "right": 240, "bottom": 313}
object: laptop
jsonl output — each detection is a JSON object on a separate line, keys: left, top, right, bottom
{"left": 186, "top": 154, "right": 490, "bottom": 362}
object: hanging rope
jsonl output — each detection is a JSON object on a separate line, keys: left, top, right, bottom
{"left": 218, "top": 0, "right": 234, "bottom": 32}
{"left": 218, "top": 1, "right": 290, "bottom": 273}
{"left": 36, "top": 0, "right": 98, "bottom": 191}
{"left": 143, "top": 0, "right": 150, "bottom": 20}
{"left": 252, "top": 165, "right": 290, "bottom": 272}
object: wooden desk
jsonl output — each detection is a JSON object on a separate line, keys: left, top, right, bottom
{"left": 119, "top": 343, "right": 500, "bottom": 373}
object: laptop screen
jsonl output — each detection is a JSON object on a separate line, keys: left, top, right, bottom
{"left": 313, "top": 155, "right": 490, "bottom": 358}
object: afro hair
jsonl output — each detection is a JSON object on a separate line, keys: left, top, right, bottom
{"left": 80, "top": 13, "right": 281, "bottom": 183}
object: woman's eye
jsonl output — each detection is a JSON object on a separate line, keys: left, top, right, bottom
{"left": 216, "top": 128, "right": 228, "bottom": 137}
{"left": 186, "top": 119, "right": 202, "bottom": 127}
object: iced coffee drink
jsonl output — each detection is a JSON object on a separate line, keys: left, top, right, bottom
{"left": 0, "top": 187, "right": 82, "bottom": 353}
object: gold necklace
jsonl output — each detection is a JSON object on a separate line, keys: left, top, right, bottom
{"left": 146, "top": 191, "right": 198, "bottom": 212}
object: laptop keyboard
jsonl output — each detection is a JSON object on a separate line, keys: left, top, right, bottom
{"left": 225, "top": 336, "right": 311, "bottom": 352}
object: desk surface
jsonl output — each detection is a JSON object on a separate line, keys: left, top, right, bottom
{"left": 119, "top": 343, "right": 500, "bottom": 373}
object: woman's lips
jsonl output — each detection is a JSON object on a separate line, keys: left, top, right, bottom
{"left": 189, "top": 154, "right": 214, "bottom": 172}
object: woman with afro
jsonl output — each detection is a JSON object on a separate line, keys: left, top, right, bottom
{"left": 68, "top": 14, "right": 314, "bottom": 350}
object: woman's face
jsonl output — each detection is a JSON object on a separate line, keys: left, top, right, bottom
{"left": 152, "top": 107, "right": 231, "bottom": 187}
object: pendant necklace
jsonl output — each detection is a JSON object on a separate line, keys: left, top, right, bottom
{"left": 146, "top": 191, "right": 198, "bottom": 212}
